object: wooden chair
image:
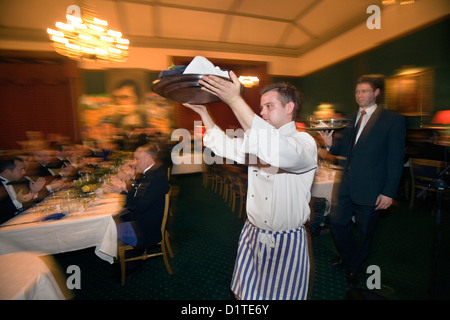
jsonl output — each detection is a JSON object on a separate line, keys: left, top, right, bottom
{"left": 221, "top": 168, "right": 233, "bottom": 203}
{"left": 118, "top": 187, "right": 174, "bottom": 286}
{"left": 229, "top": 174, "right": 247, "bottom": 218}
{"left": 409, "top": 158, "right": 450, "bottom": 209}
{"left": 202, "top": 164, "right": 215, "bottom": 189}
{"left": 212, "top": 165, "right": 225, "bottom": 194}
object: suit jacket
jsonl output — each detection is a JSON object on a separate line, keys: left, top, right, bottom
{"left": 0, "top": 184, "right": 19, "bottom": 224}
{"left": 330, "top": 106, "right": 406, "bottom": 206}
{"left": 118, "top": 163, "right": 170, "bottom": 249}
{"left": 37, "top": 164, "right": 56, "bottom": 177}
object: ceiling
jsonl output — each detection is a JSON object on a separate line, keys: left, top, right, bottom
{"left": 0, "top": 0, "right": 448, "bottom": 76}
{"left": 0, "top": 0, "right": 433, "bottom": 58}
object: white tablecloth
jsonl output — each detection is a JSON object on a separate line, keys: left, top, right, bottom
{"left": 0, "top": 252, "right": 66, "bottom": 300}
{"left": 311, "top": 167, "right": 341, "bottom": 214}
{"left": 0, "top": 194, "right": 124, "bottom": 264}
{"left": 311, "top": 166, "right": 342, "bottom": 215}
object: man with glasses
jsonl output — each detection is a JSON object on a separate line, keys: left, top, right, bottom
{"left": 320, "top": 75, "right": 406, "bottom": 287}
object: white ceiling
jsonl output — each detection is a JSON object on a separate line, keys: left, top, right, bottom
{"left": 0, "top": 0, "right": 449, "bottom": 75}
{"left": 0, "top": 0, "right": 436, "bottom": 57}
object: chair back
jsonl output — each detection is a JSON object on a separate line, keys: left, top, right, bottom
{"left": 410, "top": 158, "right": 446, "bottom": 184}
{"left": 161, "top": 186, "right": 172, "bottom": 235}
{"left": 409, "top": 158, "right": 449, "bottom": 208}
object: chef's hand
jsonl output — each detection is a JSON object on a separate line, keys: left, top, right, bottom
{"left": 199, "top": 71, "right": 243, "bottom": 106}
{"left": 183, "top": 103, "right": 215, "bottom": 131}
{"left": 183, "top": 103, "right": 207, "bottom": 115}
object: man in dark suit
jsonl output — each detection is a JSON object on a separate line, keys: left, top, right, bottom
{"left": 320, "top": 75, "right": 406, "bottom": 287}
{"left": 0, "top": 157, "right": 46, "bottom": 224}
{"left": 104, "top": 143, "right": 170, "bottom": 249}
{"left": 32, "top": 148, "right": 61, "bottom": 179}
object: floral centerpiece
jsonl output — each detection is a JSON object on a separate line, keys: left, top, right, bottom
{"left": 72, "top": 151, "right": 133, "bottom": 197}
{"left": 73, "top": 175, "right": 100, "bottom": 197}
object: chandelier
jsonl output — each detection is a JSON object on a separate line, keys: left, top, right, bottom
{"left": 47, "top": 4, "right": 129, "bottom": 62}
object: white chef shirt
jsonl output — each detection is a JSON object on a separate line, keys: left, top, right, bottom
{"left": 204, "top": 115, "right": 318, "bottom": 232}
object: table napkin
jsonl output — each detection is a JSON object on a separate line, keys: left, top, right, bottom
{"left": 41, "top": 213, "right": 66, "bottom": 221}
{"left": 183, "top": 56, "right": 230, "bottom": 78}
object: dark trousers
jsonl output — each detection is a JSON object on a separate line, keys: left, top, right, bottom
{"left": 329, "top": 188, "right": 380, "bottom": 274}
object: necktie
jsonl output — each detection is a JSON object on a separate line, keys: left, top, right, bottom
{"left": 351, "top": 110, "right": 366, "bottom": 148}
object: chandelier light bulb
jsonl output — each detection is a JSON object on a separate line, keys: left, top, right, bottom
{"left": 47, "top": 5, "right": 129, "bottom": 62}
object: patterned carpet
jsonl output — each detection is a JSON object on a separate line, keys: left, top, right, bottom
{"left": 53, "top": 172, "right": 450, "bottom": 300}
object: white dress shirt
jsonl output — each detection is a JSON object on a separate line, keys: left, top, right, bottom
{"left": 355, "top": 104, "right": 377, "bottom": 143}
{"left": 204, "top": 115, "right": 318, "bottom": 232}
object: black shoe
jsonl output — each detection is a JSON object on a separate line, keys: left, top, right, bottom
{"left": 330, "top": 256, "right": 344, "bottom": 267}
{"left": 346, "top": 272, "right": 360, "bottom": 287}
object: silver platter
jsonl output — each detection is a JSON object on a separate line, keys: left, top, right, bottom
{"left": 151, "top": 74, "right": 231, "bottom": 104}
{"left": 306, "top": 118, "right": 350, "bottom": 131}
{"left": 305, "top": 125, "right": 349, "bottom": 131}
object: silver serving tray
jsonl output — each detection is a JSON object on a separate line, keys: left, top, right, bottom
{"left": 306, "top": 118, "right": 350, "bottom": 131}
{"left": 305, "top": 125, "right": 349, "bottom": 131}
{"left": 152, "top": 74, "right": 231, "bottom": 104}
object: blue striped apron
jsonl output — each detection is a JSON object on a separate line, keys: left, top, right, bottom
{"left": 231, "top": 220, "right": 310, "bottom": 300}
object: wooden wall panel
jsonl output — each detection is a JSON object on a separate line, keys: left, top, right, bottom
{"left": 0, "top": 51, "right": 79, "bottom": 150}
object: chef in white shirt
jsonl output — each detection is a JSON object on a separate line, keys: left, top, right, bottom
{"left": 184, "top": 71, "right": 317, "bottom": 300}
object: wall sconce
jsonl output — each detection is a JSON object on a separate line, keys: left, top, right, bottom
{"left": 238, "top": 76, "right": 259, "bottom": 88}
{"left": 432, "top": 110, "right": 450, "bottom": 126}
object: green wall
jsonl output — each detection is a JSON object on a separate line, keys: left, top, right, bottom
{"left": 275, "top": 18, "right": 450, "bottom": 126}
{"left": 83, "top": 18, "right": 449, "bottom": 128}
{"left": 83, "top": 71, "right": 106, "bottom": 95}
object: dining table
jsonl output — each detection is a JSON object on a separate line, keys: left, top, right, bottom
{"left": 311, "top": 164, "right": 342, "bottom": 214}
{"left": 0, "top": 251, "right": 68, "bottom": 300}
{"left": 0, "top": 190, "right": 125, "bottom": 264}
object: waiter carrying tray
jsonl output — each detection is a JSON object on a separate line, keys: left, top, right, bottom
{"left": 184, "top": 70, "right": 317, "bottom": 300}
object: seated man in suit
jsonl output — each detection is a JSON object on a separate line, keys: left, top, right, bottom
{"left": 32, "top": 148, "right": 59, "bottom": 178}
{"left": 104, "top": 143, "right": 170, "bottom": 250}
{"left": 0, "top": 157, "right": 46, "bottom": 224}
{"left": 45, "top": 164, "right": 79, "bottom": 193}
